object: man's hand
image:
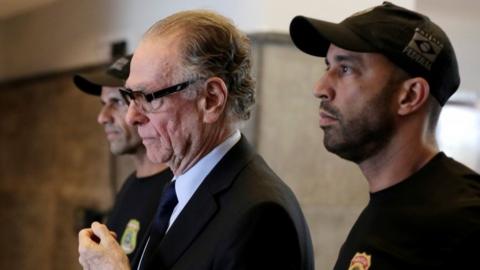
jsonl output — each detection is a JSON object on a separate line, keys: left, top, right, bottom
{"left": 78, "top": 222, "right": 130, "bottom": 270}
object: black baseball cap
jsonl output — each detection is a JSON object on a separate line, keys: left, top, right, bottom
{"left": 289, "top": 1, "right": 460, "bottom": 106}
{"left": 73, "top": 55, "right": 132, "bottom": 96}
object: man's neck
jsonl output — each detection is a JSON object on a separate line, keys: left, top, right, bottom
{"left": 358, "top": 130, "right": 438, "bottom": 193}
{"left": 170, "top": 126, "right": 235, "bottom": 176}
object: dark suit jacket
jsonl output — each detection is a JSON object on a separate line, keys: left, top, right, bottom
{"left": 133, "top": 136, "right": 314, "bottom": 270}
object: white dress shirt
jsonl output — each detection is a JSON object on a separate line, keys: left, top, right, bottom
{"left": 167, "top": 130, "right": 241, "bottom": 230}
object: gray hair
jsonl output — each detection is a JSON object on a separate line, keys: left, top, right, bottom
{"left": 144, "top": 10, "right": 255, "bottom": 121}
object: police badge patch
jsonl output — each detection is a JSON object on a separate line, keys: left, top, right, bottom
{"left": 121, "top": 219, "right": 140, "bottom": 254}
{"left": 349, "top": 252, "right": 372, "bottom": 270}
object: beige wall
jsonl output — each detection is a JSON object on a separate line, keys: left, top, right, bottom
{"left": 0, "top": 71, "right": 127, "bottom": 270}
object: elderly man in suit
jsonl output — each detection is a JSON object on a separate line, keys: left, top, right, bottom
{"left": 78, "top": 10, "right": 314, "bottom": 270}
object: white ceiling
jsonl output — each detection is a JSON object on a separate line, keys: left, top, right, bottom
{"left": 0, "top": 0, "right": 57, "bottom": 19}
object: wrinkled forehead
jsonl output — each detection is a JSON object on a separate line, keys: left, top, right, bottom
{"left": 127, "top": 34, "right": 184, "bottom": 91}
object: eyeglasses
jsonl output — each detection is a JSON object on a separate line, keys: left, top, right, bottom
{"left": 119, "top": 79, "right": 200, "bottom": 113}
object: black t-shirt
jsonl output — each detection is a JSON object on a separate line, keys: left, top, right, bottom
{"left": 106, "top": 169, "right": 173, "bottom": 262}
{"left": 334, "top": 152, "right": 480, "bottom": 270}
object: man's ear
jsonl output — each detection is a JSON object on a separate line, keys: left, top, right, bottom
{"left": 397, "top": 77, "right": 430, "bottom": 116}
{"left": 200, "top": 77, "right": 228, "bottom": 123}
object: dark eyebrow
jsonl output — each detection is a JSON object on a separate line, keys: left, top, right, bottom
{"left": 325, "top": 52, "right": 366, "bottom": 71}
{"left": 333, "top": 54, "right": 364, "bottom": 67}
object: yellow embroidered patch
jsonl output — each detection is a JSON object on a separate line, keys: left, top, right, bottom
{"left": 120, "top": 219, "right": 140, "bottom": 254}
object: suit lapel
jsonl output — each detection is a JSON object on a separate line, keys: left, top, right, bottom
{"left": 144, "top": 136, "right": 256, "bottom": 269}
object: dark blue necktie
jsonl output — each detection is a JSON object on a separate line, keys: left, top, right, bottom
{"left": 150, "top": 180, "right": 178, "bottom": 241}
{"left": 138, "top": 181, "right": 177, "bottom": 270}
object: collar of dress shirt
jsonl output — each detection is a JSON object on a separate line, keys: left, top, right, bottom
{"left": 167, "top": 130, "right": 241, "bottom": 229}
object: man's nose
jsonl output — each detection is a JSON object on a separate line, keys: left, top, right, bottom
{"left": 125, "top": 103, "right": 149, "bottom": 126}
{"left": 97, "top": 106, "right": 113, "bottom": 125}
{"left": 313, "top": 72, "right": 335, "bottom": 102}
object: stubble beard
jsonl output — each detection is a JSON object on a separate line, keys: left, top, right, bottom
{"left": 321, "top": 86, "right": 396, "bottom": 164}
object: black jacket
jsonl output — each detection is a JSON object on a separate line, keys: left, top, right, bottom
{"left": 132, "top": 136, "right": 314, "bottom": 270}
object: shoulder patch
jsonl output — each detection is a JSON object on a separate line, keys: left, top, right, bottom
{"left": 349, "top": 252, "right": 372, "bottom": 270}
{"left": 120, "top": 219, "right": 140, "bottom": 254}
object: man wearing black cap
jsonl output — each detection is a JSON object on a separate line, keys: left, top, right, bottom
{"left": 73, "top": 55, "right": 172, "bottom": 263}
{"left": 290, "top": 2, "right": 479, "bottom": 269}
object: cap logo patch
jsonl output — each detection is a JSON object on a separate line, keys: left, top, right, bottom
{"left": 110, "top": 57, "right": 129, "bottom": 72}
{"left": 403, "top": 28, "right": 443, "bottom": 70}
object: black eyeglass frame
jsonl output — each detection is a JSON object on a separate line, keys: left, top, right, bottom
{"left": 119, "top": 79, "right": 201, "bottom": 110}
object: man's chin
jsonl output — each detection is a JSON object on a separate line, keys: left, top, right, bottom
{"left": 324, "top": 141, "right": 368, "bottom": 163}
{"left": 324, "top": 137, "right": 354, "bottom": 160}
{"left": 109, "top": 144, "right": 124, "bottom": 155}
{"left": 146, "top": 149, "right": 170, "bottom": 164}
